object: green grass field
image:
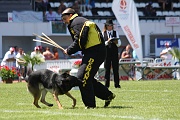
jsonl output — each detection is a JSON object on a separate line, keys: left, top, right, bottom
{"left": 0, "top": 80, "right": 180, "bottom": 120}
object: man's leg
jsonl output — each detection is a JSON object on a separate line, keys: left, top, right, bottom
{"left": 78, "top": 81, "right": 96, "bottom": 108}
{"left": 77, "top": 62, "right": 96, "bottom": 108}
{"left": 90, "top": 57, "right": 116, "bottom": 107}
{"left": 93, "top": 78, "right": 113, "bottom": 100}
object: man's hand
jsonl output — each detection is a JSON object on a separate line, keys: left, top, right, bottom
{"left": 63, "top": 49, "right": 68, "bottom": 55}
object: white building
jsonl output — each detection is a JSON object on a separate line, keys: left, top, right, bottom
{"left": 0, "top": 19, "right": 180, "bottom": 59}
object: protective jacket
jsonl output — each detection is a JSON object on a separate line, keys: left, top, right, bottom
{"left": 67, "top": 14, "right": 105, "bottom": 55}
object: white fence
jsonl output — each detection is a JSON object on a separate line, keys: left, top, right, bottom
{"left": 34, "top": 59, "right": 80, "bottom": 73}
{"left": 1, "top": 58, "right": 179, "bottom": 81}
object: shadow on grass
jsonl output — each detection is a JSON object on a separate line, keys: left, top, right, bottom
{"left": 64, "top": 106, "right": 133, "bottom": 109}
{"left": 97, "top": 106, "right": 133, "bottom": 109}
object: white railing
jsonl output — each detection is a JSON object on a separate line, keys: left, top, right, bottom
{"left": 34, "top": 59, "right": 80, "bottom": 73}
{"left": 1, "top": 58, "right": 180, "bottom": 81}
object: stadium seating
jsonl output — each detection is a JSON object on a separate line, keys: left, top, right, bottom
{"left": 0, "top": 0, "right": 180, "bottom": 22}
{"left": 0, "top": 0, "right": 32, "bottom": 22}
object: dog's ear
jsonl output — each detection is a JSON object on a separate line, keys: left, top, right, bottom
{"left": 61, "top": 72, "right": 70, "bottom": 78}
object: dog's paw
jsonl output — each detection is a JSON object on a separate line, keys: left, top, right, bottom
{"left": 59, "top": 107, "right": 64, "bottom": 110}
{"left": 34, "top": 104, "right": 41, "bottom": 108}
{"left": 72, "top": 99, "right": 76, "bottom": 108}
{"left": 72, "top": 104, "right": 75, "bottom": 108}
{"left": 48, "top": 104, "right": 53, "bottom": 107}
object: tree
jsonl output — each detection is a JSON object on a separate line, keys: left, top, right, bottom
{"left": 169, "top": 47, "right": 180, "bottom": 80}
{"left": 169, "top": 47, "right": 180, "bottom": 62}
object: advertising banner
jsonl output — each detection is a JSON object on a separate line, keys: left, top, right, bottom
{"left": 112, "top": 0, "right": 143, "bottom": 63}
{"left": 155, "top": 38, "right": 179, "bottom": 57}
{"left": 165, "top": 17, "right": 180, "bottom": 26}
{"left": 12, "top": 11, "right": 43, "bottom": 22}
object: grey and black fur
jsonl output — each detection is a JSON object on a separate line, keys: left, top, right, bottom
{"left": 25, "top": 69, "right": 81, "bottom": 109}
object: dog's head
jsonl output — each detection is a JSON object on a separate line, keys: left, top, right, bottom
{"left": 59, "top": 72, "right": 81, "bottom": 85}
{"left": 55, "top": 72, "right": 81, "bottom": 93}
{"left": 60, "top": 72, "right": 77, "bottom": 80}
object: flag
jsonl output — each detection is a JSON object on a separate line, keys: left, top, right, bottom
{"left": 112, "top": 0, "right": 143, "bottom": 62}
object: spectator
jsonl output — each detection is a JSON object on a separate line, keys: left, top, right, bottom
{"left": 29, "top": 46, "right": 45, "bottom": 72}
{"left": 121, "top": 44, "right": 134, "bottom": 79}
{"left": 43, "top": 47, "right": 54, "bottom": 60}
{"left": 13, "top": 46, "right": 19, "bottom": 67}
{"left": 143, "top": 2, "right": 156, "bottom": 17}
{"left": 158, "top": 0, "right": 173, "bottom": 11}
{"left": 35, "top": 0, "right": 43, "bottom": 11}
{"left": 35, "top": 0, "right": 50, "bottom": 11}
{"left": 165, "top": 0, "right": 173, "bottom": 11}
{"left": 102, "top": 19, "right": 121, "bottom": 88}
{"left": 52, "top": 47, "right": 59, "bottom": 60}
{"left": 46, "top": 8, "right": 56, "bottom": 21}
{"left": 16, "top": 48, "right": 26, "bottom": 81}
{"left": 1, "top": 47, "right": 16, "bottom": 68}
{"left": 83, "top": 6, "right": 92, "bottom": 16}
{"left": 14, "top": 46, "right": 19, "bottom": 56}
{"left": 121, "top": 44, "right": 132, "bottom": 59}
{"left": 31, "top": 46, "right": 45, "bottom": 59}
{"left": 38, "top": 45, "right": 44, "bottom": 54}
{"left": 71, "top": 0, "right": 82, "bottom": 16}
{"left": 42, "top": 0, "right": 50, "bottom": 11}
{"left": 58, "top": 1, "right": 66, "bottom": 13}
{"left": 89, "top": 0, "right": 95, "bottom": 8}
{"left": 85, "top": 0, "right": 94, "bottom": 9}
{"left": 55, "top": 1, "right": 67, "bottom": 21}
{"left": 55, "top": 8, "right": 63, "bottom": 21}
{"left": 160, "top": 42, "right": 172, "bottom": 60}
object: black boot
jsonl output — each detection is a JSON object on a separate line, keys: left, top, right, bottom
{"left": 104, "top": 93, "right": 116, "bottom": 107}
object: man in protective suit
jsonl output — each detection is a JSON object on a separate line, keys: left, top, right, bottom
{"left": 62, "top": 8, "right": 116, "bottom": 108}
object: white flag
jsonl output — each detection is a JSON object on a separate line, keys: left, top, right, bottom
{"left": 112, "top": 0, "right": 143, "bottom": 62}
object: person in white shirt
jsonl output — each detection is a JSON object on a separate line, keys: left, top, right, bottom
{"left": 31, "top": 46, "right": 45, "bottom": 59}
{"left": 46, "top": 8, "right": 56, "bottom": 21}
{"left": 30, "top": 46, "right": 45, "bottom": 71}
{"left": 1, "top": 47, "right": 16, "bottom": 68}
{"left": 55, "top": 8, "right": 62, "bottom": 21}
{"left": 160, "top": 42, "right": 172, "bottom": 60}
{"left": 102, "top": 19, "right": 121, "bottom": 88}
{"left": 16, "top": 48, "right": 26, "bottom": 81}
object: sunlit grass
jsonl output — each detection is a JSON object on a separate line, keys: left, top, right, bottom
{"left": 0, "top": 80, "right": 180, "bottom": 120}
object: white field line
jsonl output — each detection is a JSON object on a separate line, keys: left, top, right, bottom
{"left": 120, "top": 89, "right": 175, "bottom": 93}
{"left": 0, "top": 109, "right": 147, "bottom": 120}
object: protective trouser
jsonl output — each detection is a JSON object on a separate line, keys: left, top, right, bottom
{"left": 77, "top": 44, "right": 113, "bottom": 107}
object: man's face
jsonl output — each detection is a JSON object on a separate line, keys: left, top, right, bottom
{"left": 35, "top": 49, "right": 39, "bottom": 52}
{"left": 165, "top": 45, "right": 169, "bottom": 48}
{"left": 62, "top": 15, "right": 71, "bottom": 24}
{"left": 19, "top": 49, "right": 23, "bottom": 54}
{"left": 10, "top": 51, "right": 14, "bottom": 54}
{"left": 49, "top": 10, "right": 53, "bottom": 14}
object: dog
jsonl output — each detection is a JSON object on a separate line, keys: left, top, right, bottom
{"left": 25, "top": 69, "right": 81, "bottom": 109}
